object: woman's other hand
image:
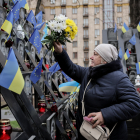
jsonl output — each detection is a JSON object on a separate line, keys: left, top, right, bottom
{"left": 53, "top": 42, "right": 63, "bottom": 54}
{"left": 88, "top": 112, "right": 104, "bottom": 128}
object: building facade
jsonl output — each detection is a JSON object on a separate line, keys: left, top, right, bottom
{"left": 29, "top": 0, "right": 130, "bottom": 67}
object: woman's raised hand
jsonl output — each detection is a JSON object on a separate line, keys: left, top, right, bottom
{"left": 53, "top": 42, "right": 63, "bottom": 54}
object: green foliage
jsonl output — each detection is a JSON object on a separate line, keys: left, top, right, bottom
{"left": 41, "top": 30, "right": 72, "bottom": 50}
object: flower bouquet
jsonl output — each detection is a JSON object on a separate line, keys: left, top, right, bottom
{"left": 42, "top": 14, "right": 78, "bottom": 50}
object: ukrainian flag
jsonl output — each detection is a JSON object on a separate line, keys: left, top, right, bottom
{"left": 136, "top": 62, "right": 140, "bottom": 74}
{"left": 0, "top": 48, "right": 24, "bottom": 94}
{"left": 122, "top": 23, "right": 129, "bottom": 33}
{"left": 124, "top": 49, "right": 130, "bottom": 60}
{"left": 59, "top": 81, "right": 79, "bottom": 92}
{"left": 1, "top": 11, "right": 13, "bottom": 35}
{"left": 137, "top": 22, "right": 140, "bottom": 32}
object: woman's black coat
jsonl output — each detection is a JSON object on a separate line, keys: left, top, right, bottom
{"left": 54, "top": 49, "right": 140, "bottom": 140}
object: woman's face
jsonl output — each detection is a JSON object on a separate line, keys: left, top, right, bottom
{"left": 90, "top": 51, "right": 102, "bottom": 67}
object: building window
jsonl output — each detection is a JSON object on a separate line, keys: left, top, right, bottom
{"left": 95, "top": 40, "right": 100, "bottom": 46}
{"left": 73, "top": 52, "right": 77, "bottom": 59}
{"left": 84, "top": 18, "right": 88, "bottom": 26}
{"left": 117, "top": 17, "right": 122, "bottom": 24}
{"left": 61, "top": 8, "right": 66, "bottom": 15}
{"left": 83, "top": 7, "right": 88, "bottom": 15}
{"left": 95, "top": 18, "right": 99, "bottom": 24}
{"left": 107, "top": 11, "right": 110, "bottom": 16}
{"left": 84, "top": 41, "right": 88, "bottom": 47}
{"left": 84, "top": 52, "right": 89, "bottom": 59}
{"left": 94, "top": 7, "right": 99, "bottom": 14}
{"left": 84, "top": 63, "right": 89, "bottom": 67}
{"left": 61, "top": 0, "right": 66, "bottom": 4}
{"left": 117, "top": 6, "right": 122, "bottom": 12}
{"left": 72, "top": 8, "right": 77, "bottom": 14}
{"left": 94, "top": 0, "right": 99, "bottom": 2}
{"left": 51, "top": 9, "right": 55, "bottom": 14}
{"left": 73, "top": 0, "right": 77, "bottom": 3}
{"left": 73, "top": 19, "right": 77, "bottom": 25}
{"left": 73, "top": 41, "right": 77, "bottom": 47}
{"left": 83, "top": 0, "right": 88, "bottom": 3}
{"left": 107, "top": 0, "right": 110, "bottom": 4}
{"left": 84, "top": 29, "right": 88, "bottom": 36}
{"left": 95, "top": 29, "right": 99, "bottom": 36}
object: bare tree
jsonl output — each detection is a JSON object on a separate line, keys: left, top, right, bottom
{"left": 35, "top": 0, "right": 42, "bottom": 15}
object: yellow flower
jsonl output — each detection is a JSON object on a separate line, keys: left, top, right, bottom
{"left": 65, "top": 26, "right": 71, "bottom": 33}
{"left": 66, "top": 19, "right": 75, "bottom": 26}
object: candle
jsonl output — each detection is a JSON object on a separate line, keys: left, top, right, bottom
{"left": 0, "top": 119, "right": 12, "bottom": 140}
{"left": 38, "top": 100, "right": 46, "bottom": 113}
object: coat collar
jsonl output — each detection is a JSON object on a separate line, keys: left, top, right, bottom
{"left": 88, "top": 60, "right": 122, "bottom": 81}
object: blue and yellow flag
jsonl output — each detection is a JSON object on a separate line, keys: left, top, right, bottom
{"left": 12, "top": 0, "right": 29, "bottom": 10}
{"left": 34, "top": 22, "right": 45, "bottom": 30}
{"left": 0, "top": 48, "right": 24, "bottom": 94}
{"left": 30, "top": 58, "right": 43, "bottom": 84}
{"left": 129, "top": 34, "right": 136, "bottom": 45}
{"left": 29, "top": 29, "right": 42, "bottom": 53}
{"left": 136, "top": 62, "right": 140, "bottom": 74}
{"left": 1, "top": 11, "right": 13, "bottom": 35}
{"left": 124, "top": 49, "right": 130, "bottom": 60}
{"left": 61, "top": 71, "right": 71, "bottom": 82}
{"left": 118, "top": 47, "right": 123, "bottom": 59}
{"left": 59, "top": 81, "right": 79, "bottom": 92}
{"left": 49, "top": 62, "right": 60, "bottom": 74}
{"left": 11, "top": 1, "right": 20, "bottom": 22}
{"left": 114, "top": 23, "right": 117, "bottom": 33}
{"left": 122, "top": 23, "right": 129, "bottom": 33}
{"left": 36, "top": 11, "right": 42, "bottom": 25}
{"left": 137, "top": 22, "right": 140, "bottom": 32}
{"left": 26, "top": 10, "right": 36, "bottom": 27}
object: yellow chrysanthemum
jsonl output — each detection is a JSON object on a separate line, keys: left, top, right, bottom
{"left": 66, "top": 19, "right": 75, "bottom": 26}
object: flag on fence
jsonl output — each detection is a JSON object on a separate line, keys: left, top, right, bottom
{"left": 49, "top": 62, "right": 61, "bottom": 74}
{"left": 118, "top": 47, "right": 123, "bottom": 59}
{"left": 1, "top": 11, "right": 13, "bottom": 35}
{"left": 29, "top": 29, "right": 42, "bottom": 53}
{"left": 36, "top": 11, "right": 42, "bottom": 25}
{"left": 61, "top": 71, "right": 71, "bottom": 82}
{"left": 34, "top": 22, "right": 45, "bottom": 30}
{"left": 0, "top": 48, "right": 24, "bottom": 94}
{"left": 59, "top": 81, "right": 79, "bottom": 92}
{"left": 124, "top": 49, "right": 130, "bottom": 60}
{"left": 129, "top": 34, "right": 136, "bottom": 45}
{"left": 137, "top": 22, "right": 140, "bottom": 32}
{"left": 11, "top": 1, "right": 20, "bottom": 22}
{"left": 114, "top": 23, "right": 117, "bottom": 33}
{"left": 26, "top": 10, "right": 36, "bottom": 27}
{"left": 122, "top": 23, "right": 129, "bottom": 33}
{"left": 30, "top": 58, "right": 43, "bottom": 84}
{"left": 12, "top": 0, "right": 29, "bottom": 10}
{"left": 136, "top": 62, "right": 140, "bottom": 74}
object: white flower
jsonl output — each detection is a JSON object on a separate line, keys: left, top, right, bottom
{"left": 54, "top": 23, "right": 63, "bottom": 33}
{"left": 61, "top": 21, "right": 67, "bottom": 30}
{"left": 54, "top": 16, "right": 59, "bottom": 22}
{"left": 48, "top": 20, "right": 57, "bottom": 30}
{"left": 58, "top": 14, "right": 68, "bottom": 21}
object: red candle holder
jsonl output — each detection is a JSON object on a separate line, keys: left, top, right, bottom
{"left": 72, "top": 120, "right": 76, "bottom": 129}
{"left": 54, "top": 91, "right": 58, "bottom": 98}
{"left": 0, "top": 119, "right": 12, "bottom": 140}
{"left": 66, "top": 129, "right": 72, "bottom": 140}
{"left": 38, "top": 100, "right": 46, "bottom": 113}
{"left": 45, "top": 95, "right": 50, "bottom": 103}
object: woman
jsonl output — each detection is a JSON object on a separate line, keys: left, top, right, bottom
{"left": 53, "top": 42, "right": 140, "bottom": 140}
